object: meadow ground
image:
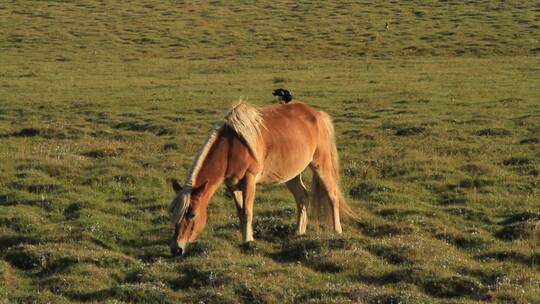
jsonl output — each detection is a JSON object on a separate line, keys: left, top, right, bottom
{"left": 1, "top": 1, "right": 539, "bottom": 303}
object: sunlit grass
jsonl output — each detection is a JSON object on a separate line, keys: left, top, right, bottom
{"left": 1, "top": 0, "right": 540, "bottom": 303}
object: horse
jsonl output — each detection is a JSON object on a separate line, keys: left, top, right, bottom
{"left": 168, "top": 101, "right": 356, "bottom": 255}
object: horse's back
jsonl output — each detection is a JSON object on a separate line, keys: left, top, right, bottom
{"left": 261, "top": 101, "right": 319, "bottom": 122}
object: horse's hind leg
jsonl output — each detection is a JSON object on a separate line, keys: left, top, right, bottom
{"left": 310, "top": 154, "right": 343, "bottom": 234}
{"left": 286, "top": 174, "right": 309, "bottom": 235}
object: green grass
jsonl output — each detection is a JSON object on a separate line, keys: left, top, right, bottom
{"left": 1, "top": 1, "right": 540, "bottom": 303}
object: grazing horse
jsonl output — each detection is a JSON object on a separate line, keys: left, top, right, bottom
{"left": 169, "top": 101, "right": 355, "bottom": 255}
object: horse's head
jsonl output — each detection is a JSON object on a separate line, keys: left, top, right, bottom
{"left": 168, "top": 178, "right": 208, "bottom": 256}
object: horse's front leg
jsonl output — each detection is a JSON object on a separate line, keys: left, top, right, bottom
{"left": 241, "top": 173, "right": 256, "bottom": 243}
{"left": 226, "top": 183, "right": 246, "bottom": 241}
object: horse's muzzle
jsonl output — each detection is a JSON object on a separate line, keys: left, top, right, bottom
{"left": 170, "top": 243, "right": 183, "bottom": 256}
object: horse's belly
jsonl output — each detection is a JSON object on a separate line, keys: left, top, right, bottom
{"left": 256, "top": 153, "right": 312, "bottom": 184}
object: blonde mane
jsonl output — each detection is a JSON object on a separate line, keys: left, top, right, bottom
{"left": 170, "top": 122, "right": 224, "bottom": 224}
{"left": 185, "top": 122, "right": 225, "bottom": 188}
{"left": 170, "top": 102, "right": 264, "bottom": 225}
{"left": 224, "top": 102, "right": 264, "bottom": 160}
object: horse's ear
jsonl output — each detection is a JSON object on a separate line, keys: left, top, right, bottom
{"left": 170, "top": 178, "right": 183, "bottom": 193}
{"left": 191, "top": 181, "right": 208, "bottom": 196}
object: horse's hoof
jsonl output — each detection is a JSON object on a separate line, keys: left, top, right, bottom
{"left": 241, "top": 241, "right": 257, "bottom": 253}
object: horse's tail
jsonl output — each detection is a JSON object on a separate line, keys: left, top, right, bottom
{"left": 311, "top": 170, "right": 331, "bottom": 228}
{"left": 311, "top": 112, "right": 358, "bottom": 227}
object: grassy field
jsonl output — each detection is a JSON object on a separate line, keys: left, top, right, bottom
{"left": 1, "top": 1, "right": 539, "bottom": 303}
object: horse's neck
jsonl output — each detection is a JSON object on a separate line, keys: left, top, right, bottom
{"left": 193, "top": 132, "right": 228, "bottom": 201}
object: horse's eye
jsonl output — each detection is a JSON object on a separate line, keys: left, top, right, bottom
{"left": 186, "top": 208, "right": 195, "bottom": 220}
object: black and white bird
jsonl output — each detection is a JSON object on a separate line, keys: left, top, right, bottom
{"left": 272, "top": 88, "right": 294, "bottom": 104}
